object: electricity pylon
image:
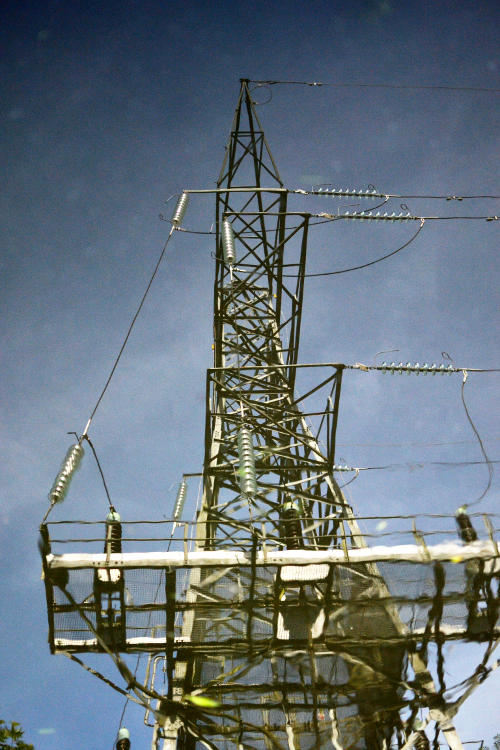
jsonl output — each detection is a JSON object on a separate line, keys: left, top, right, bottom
{"left": 41, "top": 80, "right": 499, "bottom": 750}
{"left": 168, "top": 80, "right": 461, "bottom": 750}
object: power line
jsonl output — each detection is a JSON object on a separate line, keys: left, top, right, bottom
{"left": 349, "top": 364, "right": 500, "bottom": 373}
{"left": 282, "top": 219, "right": 425, "bottom": 277}
{"left": 336, "top": 438, "right": 500, "bottom": 448}
{"left": 81, "top": 434, "right": 113, "bottom": 510}
{"left": 312, "top": 212, "right": 495, "bottom": 221}
{"left": 250, "top": 79, "right": 500, "bottom": 94}
{"left": 81, "top": 225, "right": 176, "bottom": 438}
{"left": 293, "top": 188, "right": 500, "bottom": 200}
{"left": 333, "top": 459, "right": 500, "bottom": 473}
{"left": 461, "top": 373, "right": 494, "bottom": 507}
{"left": 168, "top": 191, "right": 499, "bottom": 237}
{"left": 222, "top": 209, "right": 496, "bottom": 220}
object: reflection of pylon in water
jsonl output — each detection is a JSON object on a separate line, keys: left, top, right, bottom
{"left": 40, "top": 80, "right": 500, "bottom": 750}
{"left": 171, "top": 80, "right": 461, "bottom": 750}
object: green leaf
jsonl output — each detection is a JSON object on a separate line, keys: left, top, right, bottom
{"left": 0, "top": 720, "right": 34, "bottom": 750}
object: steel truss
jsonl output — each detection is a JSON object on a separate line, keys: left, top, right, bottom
{"left": 200, "top": 81, "right": 350, "bottom": 552}
{"left": 40, "top": 81, "right": 499, "bottom": 750}
{"left": 172, "top": 81, "right": 479, "bottom": 750}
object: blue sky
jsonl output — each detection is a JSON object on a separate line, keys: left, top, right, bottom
{"left": 1, "top": 0, "right": 499, "bottom": 747}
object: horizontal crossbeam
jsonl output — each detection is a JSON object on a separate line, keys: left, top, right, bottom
{"left": 46, "top": 539, "right": 499, "bottom": 569}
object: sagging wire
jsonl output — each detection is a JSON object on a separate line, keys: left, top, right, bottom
{"left": 374, "top": 348, "right": 400, "bottom": 364}
{"left": 282, "top": 218, "right": 425, "bottom": 277}
{"left": 337, "top": 469, "right": 360, "bottom": 490}
{"left": 79, "top": 433, "right": 113, "bottom": 510}
{"left": 460, "top": 371, "right": 494, "bottom": 508}
{"left": 248, "top": 82, "right": 273, "bottom": 106}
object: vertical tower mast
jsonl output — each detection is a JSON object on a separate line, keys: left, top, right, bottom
{"left": 176, "top": 79, "right": 409, "bottom": 750}
{"left": 201, "top": 79, "right": 351, "bottom": 551}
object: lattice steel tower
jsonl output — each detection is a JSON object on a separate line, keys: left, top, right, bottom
{"left": 41, "top": 80, "right": 499, "bottom": 750}
{"left": 167, "top": 77, "right": 454, "bottom": 750}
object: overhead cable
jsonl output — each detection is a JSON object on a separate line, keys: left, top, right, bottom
{"left": 348, "top": 362, "right": 500, "bottom": 374}
{"left": 165, "top": 189, "right": 498, "bottom": 236}
{"left": 249, "top": 79, "right": 500, "bottom": 94}
{"left": 81, "top": 223, "right": 177, "bottom": 438}
{"left": 222, "top": 208, "right": 496, "bottom": 220}
{"left": 334, "top": 459, "right": 499, "bottom": 473}
{"left": 336, "top": 438, "right": 500, "bottom": 449}
{"left": 293, "top": 188, "right": 500, "bottom": 201}
{"left": 172, "top": 186, "right": 500, "bottom": 201}
{"left": 282, "top": 218, "right": 425, "bottom": 277}
{"left": 460, "top": 372, "right": 494, "bottom": 507}
{"left": 81, "top": 434, "right": 113, "bottom": 510}
{"left": 312, "top": 211, "right": 495, "bottom": 221}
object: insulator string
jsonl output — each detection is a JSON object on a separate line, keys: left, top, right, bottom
{"left": 292, "top": 187, "right": 500, "bottom": 200}
{"left": 43, "top": 440, "right": 85, "bottom": 523}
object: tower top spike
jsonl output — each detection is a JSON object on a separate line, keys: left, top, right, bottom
{"left": 217, "top": 79, "right": 282, "bottom": 189}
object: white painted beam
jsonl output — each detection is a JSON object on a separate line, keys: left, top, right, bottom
{"left": 46, "top": 540, "right": 499, "bottom": 570}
